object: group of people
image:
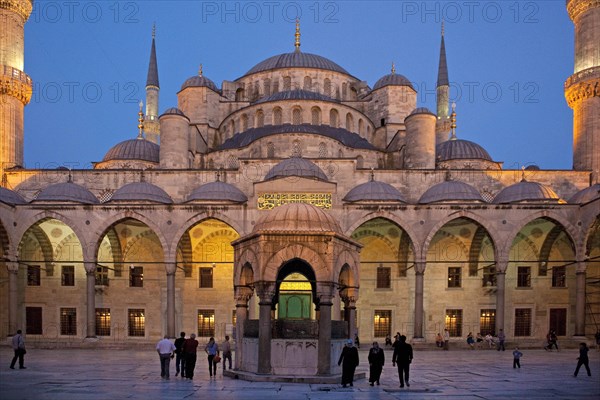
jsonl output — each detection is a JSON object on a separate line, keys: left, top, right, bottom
{"left": 156, "top": 333, "right": 233, "bottom": 380}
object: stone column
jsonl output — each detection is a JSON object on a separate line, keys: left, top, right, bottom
{"left": 575, "top": 262, "right": 587, "bottom": 336}
{"left": 84, "top": 262, "right": 97, "bottom": 338}
{"left": 317, "top": 290, "right": 334, "bottom": 375}
{"left": 165, "top": 263, "right": 176, "bottom": 338}
{"left": 413, "top": 262, "right": 426, "bottom": 338}
{"left": 495, "top": 261, "right": 508, "bottom": 332}
{"left": 234, "top": 286, "right": 253, "bottom": 370}
{"left": 255, "top": 282, "right": 274, "bottom": 374}
{"left": 6, "top": 260, "right": 19, "bottom": 334}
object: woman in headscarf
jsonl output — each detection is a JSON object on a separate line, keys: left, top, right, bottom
{"left": 368, "top": 341, "right": 385, "bottom": 386}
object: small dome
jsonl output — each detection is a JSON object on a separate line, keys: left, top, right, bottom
{"left": 264, "top": 158, "right": 328, "bottom": 182}
{"left": 407, "top": 107, "right": 435, "bottom": 117}
{"left": 180, "top": 75, "right": 219, "bottom": 92}
{"left": 254, "top": 89, "right": 337, "bottom": 104}
{"left": 160, "top": 107, "right": 188, "bottom": 119}
{"left": 103, "top": 138, "right": 159, "bottom": 163}
{"left": 111, "top": 182, "right": 172, "bottom": 204}
{"left": 36, "top": 182, "right": 99, "bottom": 204}
{"left": 419, "top": 181, "right": 485, "bottom": 204}
{"left": 343, "top": 180, "right": 406, "bottom": 203}
{"left": 493, "top": 181, "right": 563, "bottom": 204}
{"left": 253, "top": 202, "right": 341, "bottom": 233}
{"left": 436, "top": 138, "right": 492, "bottom": 162}
{"left": 187, "top": 181, "right": 248, "bottom": 203}
{"left": 244, "top": 52, "right": 351, "bottom": 77}
{"left": 373, "top": 73, "right": 414, "bottom": 91}
{"left": 0, "top": 187, "right": 26, "bottom": 205}
{"left": 569, "top": 184, "right": 600, "bottom": 204}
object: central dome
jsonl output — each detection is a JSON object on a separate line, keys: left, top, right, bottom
{"left": 243, "top": 51, "right": 351, "bottom": 77}
{"left": 253, "top": 203, "right": 341, "bottom": 234}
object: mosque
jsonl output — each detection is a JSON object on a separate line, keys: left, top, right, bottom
{"left": 0, "top": 0, "right": 599, "bottom": 375}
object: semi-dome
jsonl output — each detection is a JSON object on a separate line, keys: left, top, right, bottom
{"left": 253, "top": 202, "right": 341, "bottom": 233}
{"left": 568, "top": 184, "right": 600, "bottom": 204}
{"left": 102, "top": 137, "right": 160, "bottom": 163}
{"left": 254, "top": 89, "right": 338, "bottom": 104}
{"left": 373, "top": 73, "right": 415, "bottom": 91}
{"left": 419, "top": 180, "right": 485, "bottom": 204}
{"left": 180, "top": 74, "right": 219, "bottom": 92}
{"left": 264, "top": 157, "right": 329, "bottom": 182}
{"left": 36, "top": 182, "right": 99, "bottom": 204}
{"left": 436, "top": 138, "right": 492, "bottom": 162}
{"left": 160, "top": 107, "right": 188, "bottom": 118}
{"left": 244, "top": 51, "right": 351, "bottom": 77}
{"left": 0, "top": 187, "right": 26, "bottom": 205}
{"left": 187, "top": 181, "right": 248, "bottom": 203}
{"left": 493, "top": 181, "right": 563, "bottom": 204}
{"left": 111, "top": 182, "right": 172, "bottom": 204}
{"left": 343, "top": 180, "right": 406, "bottom": 203}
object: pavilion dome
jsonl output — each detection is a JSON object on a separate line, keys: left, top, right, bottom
{"left": 568, "top": 184, "right": 600, "bottom": 204}
{"left": 160, "top": 107, "right": 188, "bottom": 119}
{"left": 187, "top": 181, "right": 248, "bottom": 203}
{"left": 436, "top": 138, "right": 492, "bottom": 162}
{"left": 0, "top": 187, "right": 26, "bottom": 205}
{"left": 253, "top": 202, "right": 341, "bottom": 234}
{"left": 102, "top": 137, "right": 159, "bottom": 163}
{"left": 419, "top": 180, "right": 485, "bottom": 204}
{"left": 180, "top": 74, "right": 219, "bottom": 92}
{"left": 111, "top": 182, "right": 172, "bottom": 204}
{"left": 493, "top": 181, "right": 563, "bottom": 204}
{"left": 343, "top": 179, "right": 406, "bottom": 203}
{"left": 35, "top": 182, "right": 98, "bottom": 204}
{"left": 264, "top": 158, "right": 329, "bottom": 182}
{"left": 373, "top": 73, "right": 414, "bottom": 91}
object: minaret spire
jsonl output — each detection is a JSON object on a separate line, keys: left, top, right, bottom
{"left": 137, "top": 100, "right": 145, "bottom": 139}
{"left": 294, "top": 18, "right": 301, "bottom": 52}
{"left": 435, "top": 20, "right": 451, "bottom": 146}
{"left": 145, "top": 23, "right": 160, "bottom": 144}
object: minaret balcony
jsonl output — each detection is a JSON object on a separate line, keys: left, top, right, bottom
{"left": 0, "top": 65, "right": 32, "bottom": 105}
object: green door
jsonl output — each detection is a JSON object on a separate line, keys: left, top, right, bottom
{"left": 279, "top": 294, "right": 311, "bottom": 319}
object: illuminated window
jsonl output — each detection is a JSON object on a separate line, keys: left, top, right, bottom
{"left": 376, "top": 266, "right": 391, "bottom": 289}
{"left": 514, "top": 308, "right": 531, "bottom": 336}
{"left": 479, "top": 309, "right": 496, "bottom": 335}
{"left": 96, "top": 308, "right": 111, "bottom": 336}
{"left": 26, "top": 307, "right": 42, "bottom": 335}
{"left": 517, "top": 266, "right": 531, "bottom": 287}
{"left": 61, "top": 265, "right": 75, "bottom": 286}
{"left": 198, "top": 309, "right": 215, "bottom": 337}
{"left": 373, "top": 310, "right": 391, "bottom": 337}
{"left": 549, "top": 308, "right": 567, "bottom": 336}
{"left": 445, "top": 309, "right": 463, "bottom": 337}
{"left": 129, "top": 266, "right": 143, "bottom": 287}
{"left": 448, "top": 267, "right": 461, "bottom": 288}
{"left": 482, "top": 265, "right": 496, "bottom": 287}
{"left": 232, "top": 310, "right": 236, "bottom": 325}
{"left": 60, "top": 308, "right": 77, "bottom": 335}
{"left": 199, "top": 267, "right": 213, "bottom": 288}
{"left": 96, "top": 265, "right": 109, "bottom": 286}
{"left": 27, "top": 265, "right": 40, "bottom": 286}
{"left": 128, "top": 309, "right": 145, "bottom": 336}
{"left": 552, "top": 266, "right": 566, "bottom": 287}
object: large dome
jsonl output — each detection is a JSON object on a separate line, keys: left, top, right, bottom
{"left": 253, "top": 202, "right": 341, "bottom": 233}
{"left": 419, "top": 181, "right": 485, "bottom": 204}
{"left": 343, "top": 180, "right": 406, "bottom": 203}
{"left": 35, "top": 182, "right": 98, "bottom": 204}
{"left": 436, "top": 138, "right": 492, "bottom": 162}
{"left": 111, "top": 182, "right": 172, "bottom": 204}
{"left": 187, "top": 181, "right": 248, "bottom": 203}
{"left": 244, "top": 51, "right": 351, "bottom": 77}
{"left": 264, "top": 158, "right": 329, "bottom": 182}
{"left": 103, "top": 137, "right": 159, "bottom": 163}
{"left": 373, "top": 73, "right": 414, "bottom": 91}
{"left": 493, "top": 181, "right": 563, "bottom": 204}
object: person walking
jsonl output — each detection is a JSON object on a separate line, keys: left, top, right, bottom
{"left": 174, "top": 332, "right": 186, "bottom": 377}
{"left": 9, "top": 329, "right": 26, "bottom": 370}
{"left": 338, "top": 339, "right": 359, "bottom": 388}
{"left": 443, "top": 329, "right": 450, "bottom": 350}
{"left": 368, "top": 341, "right": 385, "bottom": 386}
{"left": 497, "top": 329, "right": 506, "bottom": 351}
{"left": 573, "top": 342, "right": 592, "bottom": 377}
{"left": 205, "top": 337, "right": 219, "bottom": 378}
{"left": 156, "top": 335, "right": 176, "bottom": 379}
{"left": 183, "top": 333, "right": 199, "bottom": 379}
{"left": 221, "top": 335, "right": 232, "bottom": 371}
{"left": 392, "top": 335, "right": 413, "bottom": 388}
{"left": 512, "top": 347, "right": 523, "bottom": 369}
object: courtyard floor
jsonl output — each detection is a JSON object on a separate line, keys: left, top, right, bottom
{"left": 1, "top": 346, "right": 599, "bottom": 399}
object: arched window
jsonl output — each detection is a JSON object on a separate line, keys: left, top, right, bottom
{"left": 264, "top": 78, "right": 271, "bottom": 96}
{"left": 241, "top": 114, "right": 248, "bottom": 131}
{"left": 311, "top": 107, "right": 321, "bottom": 125}
{"left": 292, "top": 107, "right": 302, "bottom": 125}
{"left": 235, "top": 88, "right": 245, "bottom": 101}
{"left": 228, "top": 155, "right": 239, "bottom": 169}
{"left": 272, "top": 79, "right": 279, "bottom": 94}
{"left": 346, "top": 113, "right": 354, "bottom": 131}
{"left": 253, "top": 81, "right": 260, "bottom": 100}
{"left": 319, "top": 142, "right": 327, "bottom": 158}
{"left": 358, "top": 119, "right": 364, "bottom": 135}
{"left": 267, "top": 142, "right": 275, "bottom": 158}
{"left": 255, "top": 110, "right": 264, "bottom": 128}
{"left": 356, "top": 155, "right": 364, "bottom": 168}
{"left": 303, "top": 76, "right": 312, "bottom": 90}
{"left": 273, "top": 107, "right": 282, "bottom": 125}
{"left": 283, "top": 76, "right": 292, "bottom": 91}
{"left": 324, "top": 78, "right": 331, "bottom": 96}
{"left": 330, "top": 109, "right": 339, "bottom": 128}
{"left": 342, "top": 82, "right": 347, "bottom": 99}
{"left": 292, "top": 140, "right": 302, "bottom": 157}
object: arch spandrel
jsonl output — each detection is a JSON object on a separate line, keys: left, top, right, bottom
{"left": 334, "top": 249, "right": 360, "bottom": 288}
{"left": 262, "top": 243, "right": 327, "bottom": 283}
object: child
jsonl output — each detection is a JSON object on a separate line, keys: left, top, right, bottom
{"left": 513, "top": 347, "right": 523, "bottom": 369}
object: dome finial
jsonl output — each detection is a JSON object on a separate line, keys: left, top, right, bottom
{"left": 198, "top": 64, "right": 203, "bottom": 77}
{"left": 370, "top": 167, "right": 375, "bottom": 181}
{"left": 216, "top": 169, "right": 221, "bottom": 182}
{"left": 450, "top": 102, "right": 457, "bottom": 140}
{"left": 152, "top": 22, "right": 156, "bottom": 39}
{"left": 441, "top": 19, "right": 445, "bottom": 36}
{"left": 137, "top": 100, "right": 145, "bottom": 139}
{"left": 68, "top": 169, "right": 73, "bottom": 183}
{"left": 391, "top": 61, "right": 396, "bottom": 74}
{"left": 294, "top": 18, "right": 301, "bottom": 52}
{"left": 521, "top": 166, "right": 526, "bottom": 182}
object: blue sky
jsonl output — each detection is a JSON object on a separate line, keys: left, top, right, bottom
{"left": 23, "top": 1, "right": 573, "bottom": 170}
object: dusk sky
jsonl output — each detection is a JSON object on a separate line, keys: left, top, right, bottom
{"left": 23, "top": 1, "right": 574, "bottom": 170}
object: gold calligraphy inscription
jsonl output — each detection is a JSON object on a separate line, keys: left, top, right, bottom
{"left": 257, "top": 193, "right": 332, "bottom": 210}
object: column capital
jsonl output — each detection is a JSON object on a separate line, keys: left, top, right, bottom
{"left": 254, "top": 281, "right": 275, "bottom": 302}
{"left": 235, "top": 285, "right": 254, "bottom": 306}
{"left": 5, "top": 261, "right": 19, "bottom": 273}
{"left": 165, "top": 262, "right": 177, "bottom": 275}
{"left": 83, "top": 261, "right": 96, "bottom": 274}
{"left": 414, "top": 261, "right": 426, "bottom": 274}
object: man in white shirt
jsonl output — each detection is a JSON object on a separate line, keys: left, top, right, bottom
{"left": 156, "top": 336, "right": 176, "bottom": 379}
{"left": 9, "top": 329, "right": 26, "bottom": 369}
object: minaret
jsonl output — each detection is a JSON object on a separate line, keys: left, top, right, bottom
{"left": 0, "top": 0, "right": 33, "bottom": 174}
{"left": 435, "top": 21, "right": 451, "bottom": 146}
{"left": 144, "top": 24, "right": 160, "bottom": 144}
{"left": 565, "top": 0, "right": 600, "bottom": 183}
